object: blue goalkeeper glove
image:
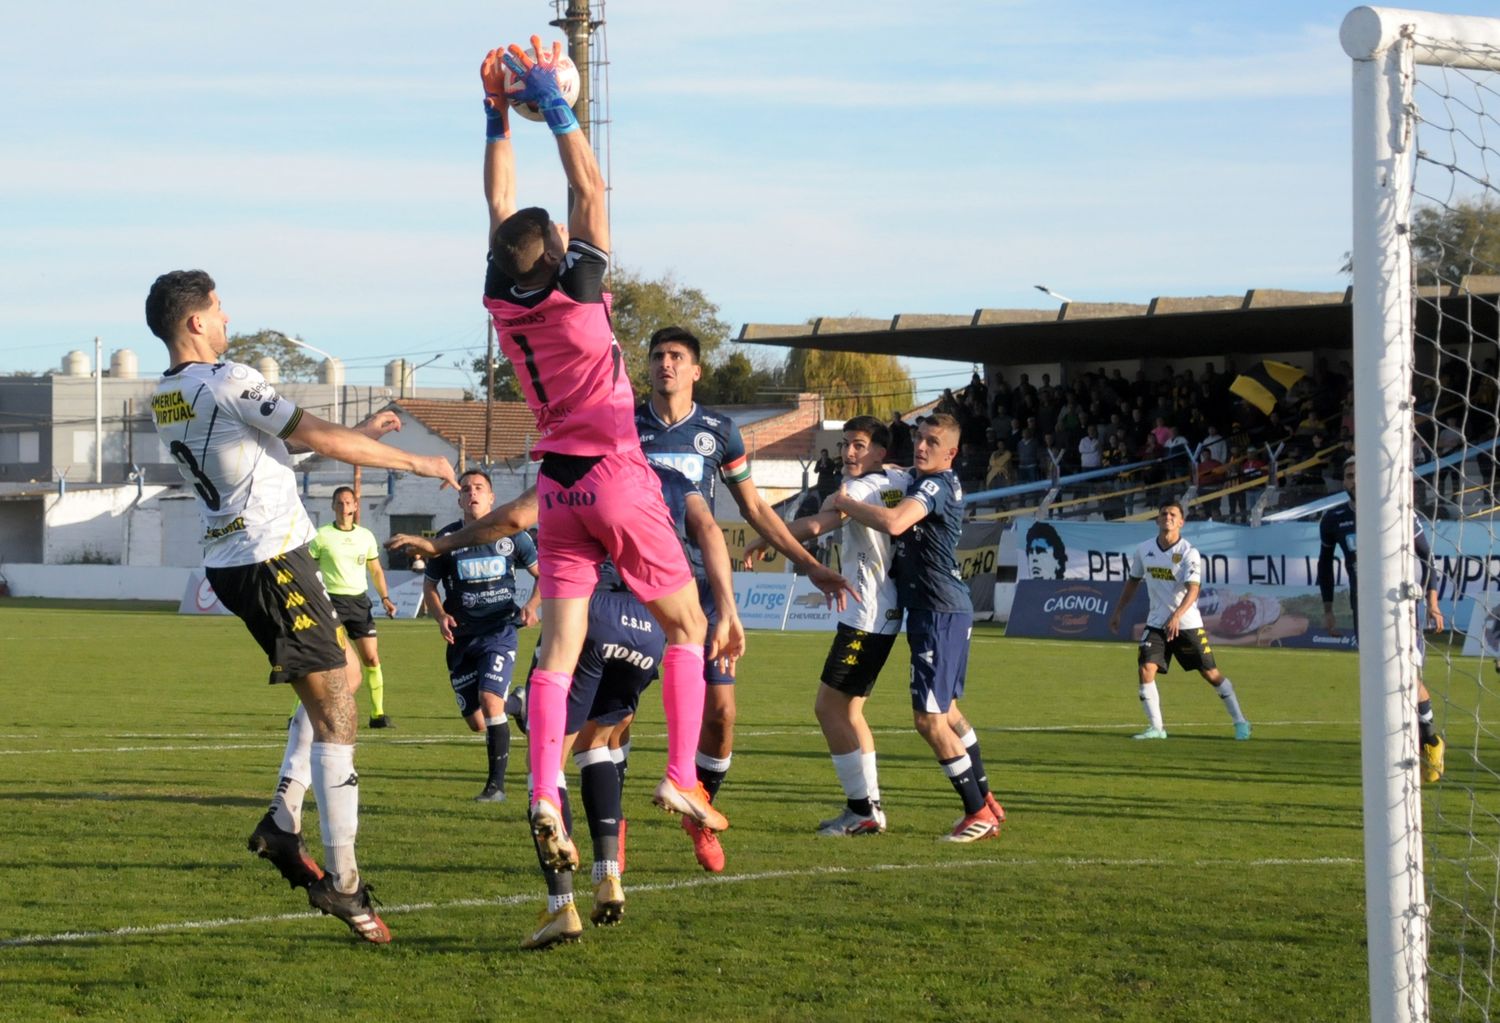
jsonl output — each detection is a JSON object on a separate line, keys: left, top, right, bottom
{"left": 502, "top": 36, "right": 579, "bottom": 136}
{"left": 480, "top": 48, "right": 510, "bottom": 141}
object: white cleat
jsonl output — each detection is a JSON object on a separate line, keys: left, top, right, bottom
{"left": 816, "top": 807, "right": 884, "bottom": 837}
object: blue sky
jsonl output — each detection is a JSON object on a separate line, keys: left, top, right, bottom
{"left": 4, "top": 1, "right": 1498, "bottom": 402}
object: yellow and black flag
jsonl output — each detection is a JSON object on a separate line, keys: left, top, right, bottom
{"left": 1230, "top": 360, "right": 1305, "bottom": 415}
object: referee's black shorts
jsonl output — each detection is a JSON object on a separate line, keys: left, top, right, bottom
{"left": 331, "top": 593, "right": 378, "bottom": 640}
{"left": 207, "top": 545, "right": 347, "bottom": 685}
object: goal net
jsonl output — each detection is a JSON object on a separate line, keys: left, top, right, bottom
{"left": 1344, "top": 8, "right": 1500, "bottom": 1021}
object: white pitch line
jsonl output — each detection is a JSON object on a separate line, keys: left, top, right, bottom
{"left": 0, "top": 720, "right": 1359, "bottom": 758}
{"left": 0, "top": 743, "right": 287, "bottom": 756}
{"left": 0, "top": 853, "right": 1357, "bottom": 949}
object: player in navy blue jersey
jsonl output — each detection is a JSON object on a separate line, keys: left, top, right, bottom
{"left": 1317, "top": 456, "right": 1445, "bottom": 782}
{"left": 834, "top": 412, "right": 1004, "bottom": 843}
{"left": 636, "top": 326, "right": 855, "bottom": 871}
{"left": 422, "top": 470, "right": 541, "bottom": 801}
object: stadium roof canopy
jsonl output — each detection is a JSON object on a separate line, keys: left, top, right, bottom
{"left": 736, "top": 281, "right": 1500, "bottom": 366}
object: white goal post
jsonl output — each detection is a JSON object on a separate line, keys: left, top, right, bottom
{"left": 1343, "top": 8, "right": 1500, "bottom": 1022}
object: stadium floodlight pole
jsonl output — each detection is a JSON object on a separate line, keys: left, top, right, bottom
{"left": 1033, "top": 284, "right": 1073, "bottom": 304}
{"left": 93, "top": 336, "right": 103, "bottom": 483}
{"left": 1343, "top": 8, "right": 1500, "bottom": 1021}
{"left": 407, "top": 354, "right": 443, "bottom": 399}
{"left": 484, "top": 317, "right": 495, "bottom": 465}
{"left": 275, "top": 332, "right": 340, "bottom": 425}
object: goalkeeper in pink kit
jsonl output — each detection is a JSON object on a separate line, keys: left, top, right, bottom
{"left": 480, "top": 37, "right": 734, "bottom": 947}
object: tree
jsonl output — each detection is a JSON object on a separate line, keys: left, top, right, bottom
{"left": 225, "top": 330, "right": 320, "bottom": 381}
{"left": 1412, "top": 198, "right": 1500, "bottom": 285}
{"left": 474, "top": 264, "right": 732, "bottom": 398}
{"left": 609, "top": 267, "right": 731, "bottom": 389}
{"left": 783, "top": 349, "right": 916, "bottom": 420}
{"left": 699, "top": 348, "right": 784, "bottom": 405}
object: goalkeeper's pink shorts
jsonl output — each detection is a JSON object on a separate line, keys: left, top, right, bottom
{"left": 535, "top": 447, "right": 693, "bottom": 602}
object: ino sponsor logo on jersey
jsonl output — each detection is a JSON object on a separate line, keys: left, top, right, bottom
{"left": 151, "top": 391, "right": 195, "bottom": 425}
{"left": 648, "top": 451, "right": 705, "bottom": 482}
{"left": 601, "top": 643, "right": 656, "bottom": 670}
{"left": 458, "top": 555, "right": 510, "bottom": 581}
{"left": 500, "top": 311, "right": 546, "bottom": 328}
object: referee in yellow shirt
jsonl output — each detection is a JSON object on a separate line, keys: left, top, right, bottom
{"left": 310, "top": 487, "right": 397, "bottom": 727}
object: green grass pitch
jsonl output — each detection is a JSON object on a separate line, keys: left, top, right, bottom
{"left": 0, "top": 602, "right": 1412, "bottom": 1021}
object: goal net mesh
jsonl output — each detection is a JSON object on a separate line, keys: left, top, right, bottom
{"left": 1409, "top": 30, "right": 1500, "bottom": 1022}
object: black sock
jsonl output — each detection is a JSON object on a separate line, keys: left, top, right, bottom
{"left": 697, "top": 754, "right": 729, "bottom": 801}
{"left": 963, "top": 735, "right": 991, "bottom": 797}
{"left": 941, "top": 754, "right": 985, "bottom": 815}
{"left": 580, "top": 760, "right": 622, "bottom": 864}
{"left": 485, "top": 719, "right": 511, "bottom": 787}
{"left": 526, "top": 782, "right": 575, "bottom": 894}
{"left": 529, "top": 830, "right": 574, "bottom": 897}
{"left": 848, "top": 797, "right": 873, "bottom": 816}
{"left": 1418, "top": 699, "right": 1439, "bottom": 747}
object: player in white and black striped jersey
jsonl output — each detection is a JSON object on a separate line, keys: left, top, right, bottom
{"left": 145, "top": 269, "right": 457, "bottom": 943}
{"left": 747, "top": 415, "right": 908, "bottom": 837}
{"left": 1108, "top": 500, "right": 1251, "bottom": 742}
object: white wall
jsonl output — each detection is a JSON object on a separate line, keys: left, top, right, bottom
{"left": 43, "top": 484, "right": 173, "bottom": 564}
{"left": 5, "top": 563, "right": 191, "bottom": 600}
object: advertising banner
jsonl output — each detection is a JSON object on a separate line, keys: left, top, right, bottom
{"left": 1463, "top": 599, "right": 1500, "bottom": 658}
{"left": 178, "top": 569, "right": 233, "bottom": 615}
{"left": 1006, "top": 578, "right": 1344, "bottom": 649}
{"left": 180, "top": 568, "right": 432, "bottom": 619}
{"left": 731, "top": 572, "right": 796, "bottom": 630}
{"left": 782, "top": 576, "right": 840, "bottom": 631}
{"left": 386, "top": 574, "right": 428, "bottom": 619}
{"left": 1012, "top": 516, "right": 1500, "bottom": 640}
{"left": 957, "top": 521, "right": 1003, "bottom": 617}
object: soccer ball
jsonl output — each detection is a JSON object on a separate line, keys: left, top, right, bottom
{"left": 503, "top": 50, "right": 581, "bottom": 122}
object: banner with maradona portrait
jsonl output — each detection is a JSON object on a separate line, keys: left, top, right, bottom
{"left": 1007, "top": 516, "right": 1500, "bottom": 649}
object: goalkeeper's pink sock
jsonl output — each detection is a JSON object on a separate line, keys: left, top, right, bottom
{"left": 526, "top": 670, "right": 572, "bottom": 810}
{"left": 660, "top": 643, "right": 707, "bottom": 788}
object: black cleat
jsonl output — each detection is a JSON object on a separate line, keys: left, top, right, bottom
{"left": 474, "top": 781, "right": 507, "bottom": 803}
{"left": 247, "top": 812, "right": 324, "bottom": 889}
{"left": 307, "top": 877, "right": 392, "bottom": 944}
{"left": 368, "top": 715, "right": 394, "bottom": 729}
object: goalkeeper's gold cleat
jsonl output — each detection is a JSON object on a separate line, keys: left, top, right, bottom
{"left": 521, "top": 903, "right": 583, "bottom": 950}
{"left": 590, "top": 874, "right": 624, "bottom": 927}
{"left": 1422, "top": 736, "right": 1446, "bottom": 784}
